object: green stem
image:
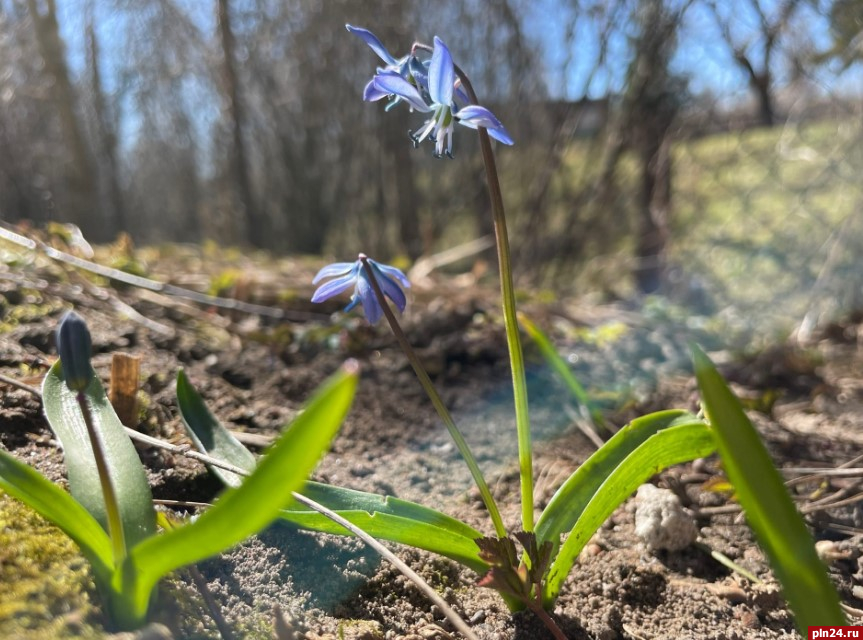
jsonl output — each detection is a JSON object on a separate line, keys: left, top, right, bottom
{"left": 76, "top": 391, "right": 126, "bottom": 565}
{"left": 360, "top": 256, "right": 507, "bottom": 539}
{"left": 455, "top": 69, "right": 534, "bottom": 532}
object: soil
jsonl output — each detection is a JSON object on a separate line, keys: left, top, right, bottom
{"left": 1, "top": 240, "right": 862, "bottom": 640}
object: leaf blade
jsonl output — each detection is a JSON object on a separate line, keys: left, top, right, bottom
{"left": 692, "top": 344, "right": 845, "bottom": 632}
{"left": 0, "top": 448, "right": 113, "bottom": 583}
{"left": 543, "top": 421, "right": 716, "bottom": 605}
{"left": 177, "top": 373, "right": 487, "bottom": 573}
{"left": 125, "top": 363, "right": 358, "bottom": 614}
{"left": 282, "top": 482, "right": 487, "bottom": 573}
{"left": 176, "top": 368, "right": 256, "bottom": 487}
{"left": 536, "top": 409, "right": 703, "bottom": 547}
{"left": 42, "top": 361, "right": 155, "bottom": 551}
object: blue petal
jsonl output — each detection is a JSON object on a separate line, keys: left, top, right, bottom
{"left": 373, "top": 72, "right": 431, "bottom": 112}
{"left": 344, "top": 295, "right": 361, "bottom": 312}
{"left": 454, "top": 84, "right": 470, "bottom": 106}
{"left": 429, "top": 37, "right": 455, "bottom": 106}
{"left": 456, "top": 105, "right": 514, "bottom": 145}
{"left": 487, "top": 125, "right": 515, "bottom": 145}
{"left": 376, "top": 271, "right": 407, "bottom": 313}
{"left": 312, "top": 262, "right": 357, "bottom": 284}
{"left": 369, "top": 259, "right": 411, "bottom": 289}
{"left": 311, "top": 272, "right": 358, "bottom": 303}
{"left": 355, "top": 274, "right": 382, "bottom": 324}
{"left": 346, "top": 24, "right": 397, "bottom": 66}
{"left": 363, "top": 78, "right": 389, "bottom": 102}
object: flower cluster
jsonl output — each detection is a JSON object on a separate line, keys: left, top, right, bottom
{"left": 346, "top": 25, "right": 513, "bottom": 158}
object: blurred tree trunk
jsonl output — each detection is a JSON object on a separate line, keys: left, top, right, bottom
{"left": 26, "top": 0, "right": 98, "bottom": 234}
{"left": 216, "top": 0, "right": 262, "bottom": 247}
{"left": 627, "top": 0, "right": 684, "bottom": 294}
{"left": 86, "top": 9, "right": 125, "bottom": 237}
{"left": 706, "top": 0, "right": 800, "bottom": 128}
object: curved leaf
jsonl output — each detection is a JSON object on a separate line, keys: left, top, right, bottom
{"left": 536, "top": 410, "right": 703, "bottom": 548}
{"left": 543, "top": 421, "right": 716, "bottom": 605}
{"left": 692, "top": 345, "right": 845, "bottom": 632}
{"left": 0, "top": 449, "right": 113, "bottom": 583}
{"left": 42, "top": 361, "right": 155, "bottom": 550}
{"left": 177, "top": 372, "right": 487, "bottom": 574}
{"left": 282, "top": 482, "right": 488, "bottom": 573}
{"left": 123, "top": 363, "right": 358, "bottom": 621}
{"left": 176, "top": 369, "right": 256, "bottom": 488}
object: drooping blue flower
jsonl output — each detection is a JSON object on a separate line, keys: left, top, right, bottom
{"left": 311, "top": 254, "right": 411, "bottom": 325}
{"left": 361, "top": 36, "right": 514, "bottom": 157}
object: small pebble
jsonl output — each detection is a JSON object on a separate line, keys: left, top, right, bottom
{"left": 634, "top": 484, "right": 698, "bottom": 551}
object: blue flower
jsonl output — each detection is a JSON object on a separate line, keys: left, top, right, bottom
{"left": 365, "top": 36, "right": 513, "bottom": 157}
{"left": 311, "top": 254, "right": 411, "bottom": 325}
{"left": 348, "top": 27, "right": 514, "bottom": 156}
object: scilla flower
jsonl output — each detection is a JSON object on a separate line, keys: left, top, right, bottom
{"left": 366, "top": 36, "right": 513, "bottom": 157}
{"left": 312, "top": 254, "right": 410, "bottom": 325}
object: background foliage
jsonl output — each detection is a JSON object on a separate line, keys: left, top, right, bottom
{"left": 0, "top": 0, "right": 861, "bottom": 331}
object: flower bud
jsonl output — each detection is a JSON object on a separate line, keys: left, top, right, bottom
{"left": 56, "top": 311, "right": 94, "bottom": 392}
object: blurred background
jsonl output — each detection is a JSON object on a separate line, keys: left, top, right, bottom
{"left": 0, "top": 0, "right": 861, "bottom": 337}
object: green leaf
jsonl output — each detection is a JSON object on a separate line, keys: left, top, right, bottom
{"left": 520, "top": 313, "right": 606, "bottom": 432}
{"left": 692, "top": 344, "right": 846, "bottom": 632}
{"left": 536, "top": 410, "right": 704, "bottom": 548}
{"left": 543, "top": 420, "right": 716, "bottom": 605}
{"left": 42, "top": 361, "right": 155, "bottom": 550}
{"left": 281, "top": 482, "right": 488, "bottom": 573}
{"left": 176, "top": 373, "right": 487, "bottom": 574}
{"left": 123, "top": 363, "right": 358, "bottom": 620}
{"left": 176, "top": 369, "right": 256, "bottom": 487}
{"left": 0, "top": 448, "right": 113, "bottom": 584}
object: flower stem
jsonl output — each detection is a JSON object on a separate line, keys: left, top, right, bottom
{"left": 454, "top": 68, "right": 534, "bottom": 533}
{"left": 76, "top": 390, "right": 126, "bottom": 564}
{"left": 529, "top": 600, "right": 569, "bottom": 640}
{"left": 360, "top": 257, "right": 506, "bottom": 539}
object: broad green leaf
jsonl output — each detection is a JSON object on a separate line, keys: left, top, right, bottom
{"left": 176, "top": 368, "right": 256, "bottom": 487}
{"left": 543, "top": 421, "right": 715, "bottom": 605}
{"left": 282, "top": 482, "right": 488, "bottom": 573}
{"left": 536, "top": 410, "right": 703, "bottom": 548}
{"left": 692, "top": 345, "right": 845, "bottom": 632}
{"left": 0, "top": 448, "right": 113, "bottom": 583}
{"left": 520, "top": 313, "right": 605, "bottom": 431}
{"left": 177, "top": 372, "right": 488, "bottom": 574}
{"left": 42, "top": 361, "right": 155, "bottom": 550}
{"left": 123, "top": 363, "right": 358, "bottom": 619}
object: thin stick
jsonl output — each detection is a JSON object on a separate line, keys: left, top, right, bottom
{"left": 359, "top": 257, "right": 506, "bottom": 539}
{"left": 0, "top": 223, "right": 318, "bottom": 321}
{"left": 290, "top": 491, "right": 480, "bottom": 640}
{"left": 187, "top": 564, "right": 236, "bottom": 640}
{"left": 0, "top": 373, "right": 41, "bottom": 396}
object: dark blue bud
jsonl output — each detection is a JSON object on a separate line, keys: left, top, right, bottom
{"left": 56, "top": 311, "right": 94, "bottom": 392}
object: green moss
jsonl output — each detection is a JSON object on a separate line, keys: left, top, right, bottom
{"left": 0, "top": 492, "right": 105, "bottom": 639}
